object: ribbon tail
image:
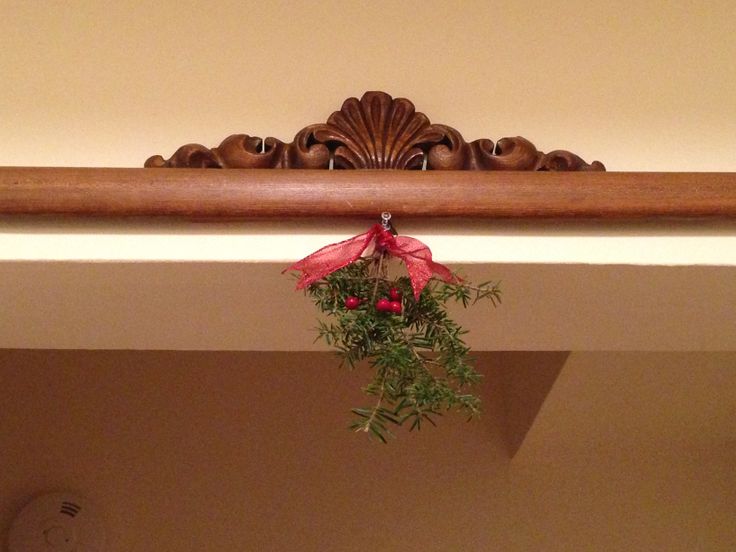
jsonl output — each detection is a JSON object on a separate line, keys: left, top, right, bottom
{"left": 284, "top": 225, "right": 381, "bottom": 289}
{"left": 386, "top": 235, "right": 458, "bottom": 299}
{"left": 403, "top": 259, "right": 434, "bottom": 300}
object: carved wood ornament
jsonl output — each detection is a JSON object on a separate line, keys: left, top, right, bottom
{"left": 4, "top": 91, "right": 736, "bottom": 220}
{"left": 145, "top": 91, "right": 604, "bottom": 172}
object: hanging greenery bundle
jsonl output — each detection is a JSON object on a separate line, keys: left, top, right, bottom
{"left": 285, "top": 214, "right": 500, "bottom": 442}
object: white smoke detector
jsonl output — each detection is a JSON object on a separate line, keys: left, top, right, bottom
{"left": 7, "top": 492, "right": 106, "bottom": 552}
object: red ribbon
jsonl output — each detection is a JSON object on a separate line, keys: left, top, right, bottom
{"left": 284, "top": 224, "right": 457, "bottom": 299}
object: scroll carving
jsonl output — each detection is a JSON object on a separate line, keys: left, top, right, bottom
{"left": 145, "top": 91, "right": 604, "bottom": 171}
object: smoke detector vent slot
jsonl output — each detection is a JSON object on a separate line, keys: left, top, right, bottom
{"left": 59, "top": 501, "right": 81, "bottom": 517}
{"left": 8, "top": 492, "right": 106, "bottom": 552}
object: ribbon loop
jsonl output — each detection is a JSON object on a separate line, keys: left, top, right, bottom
{"left": 284, "top": 224, "right": 457, "bottom": 299}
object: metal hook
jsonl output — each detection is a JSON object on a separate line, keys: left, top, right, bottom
{"left": 380, "top": 211, "right": 397, "bottom": 235}
{"left": 381, "top": 212, "right": 391, "bottom": 229}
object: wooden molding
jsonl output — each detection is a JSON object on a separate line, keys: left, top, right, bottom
{"left": 145, "top": 91, "right": 605, "bottom": 172}
{"left": 1, "top": 91, "right": 735, "bottom": 220}
{"left": 1, "top": 168, "right": 735, "bottom": 219}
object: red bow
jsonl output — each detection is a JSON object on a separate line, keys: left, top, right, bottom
{"left": 285, "top": 224, "right": 457, "bottom": 299}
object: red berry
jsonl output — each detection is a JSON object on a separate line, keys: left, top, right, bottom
{"left": 389, "top": 300, "right": 402, "bottom": 314}
{"left": 345, "top": 296, "right": 360, "bottom": 310}
{"left": 376, "top": 298, "right": 391, "bottom": 311}
{"left": 389, "top": 287, "right": 402, "bottom": 301}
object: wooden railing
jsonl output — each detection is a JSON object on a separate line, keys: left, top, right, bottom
{"left": 1, "top": 168, "right": 735, "bottom": 219}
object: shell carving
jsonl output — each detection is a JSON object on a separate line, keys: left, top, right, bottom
{"left": 309, "top": 94, "right": 445, "bottom": 169}
{"left": 145, "top": 91, "right": 604, "bottom": 171}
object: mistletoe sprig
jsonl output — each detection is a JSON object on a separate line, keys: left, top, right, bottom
{"left": 306, "top": 253, "right": 501, "bottom": 443}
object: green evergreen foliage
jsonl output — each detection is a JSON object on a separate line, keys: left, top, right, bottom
{"left": 306, "top": 253, "right": 501, "bottom": 442}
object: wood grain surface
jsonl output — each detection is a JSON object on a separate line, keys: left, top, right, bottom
{"left": 1, "top": 167, "right": 735, "bottom": 219}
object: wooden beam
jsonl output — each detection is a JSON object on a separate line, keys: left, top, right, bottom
{"left": 1, "top": 167, "right": 735, "bottom": 219}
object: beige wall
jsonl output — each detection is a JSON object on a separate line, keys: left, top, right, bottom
{"left": 2, "top": 262, "right": 735, "bottom": 351}
{"left": 2, "top": 3, "right": 735, "bottom": 550}
{"left": 1, "top": 350, "right": 734, "bottom": 552}
{"left": 2, "top": 1, "right": 735, "bottom": 266}
{"left": 1, "top": 1, "right": 734, "bottom": 171}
